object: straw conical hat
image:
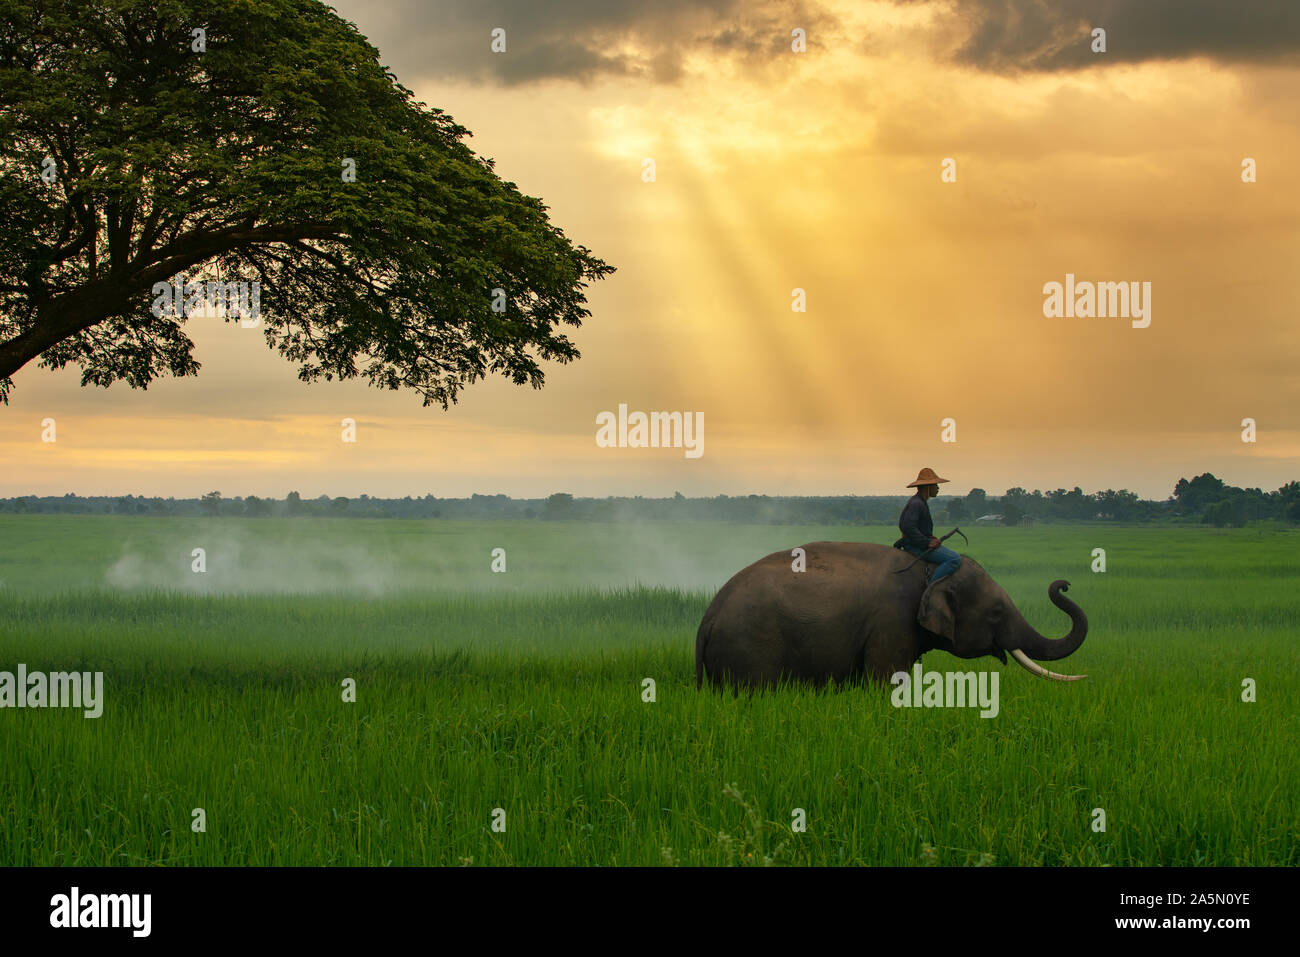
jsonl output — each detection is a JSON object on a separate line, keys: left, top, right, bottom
{"left": 907, "top": 467, "right": 950, "bottom": 488}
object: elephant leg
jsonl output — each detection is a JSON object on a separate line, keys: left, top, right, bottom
{"left": 861, "top": 627, "right": 922, "bottom": 684}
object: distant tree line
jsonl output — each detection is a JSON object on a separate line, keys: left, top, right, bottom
{"left": 1, "top": 473, "right": 1296, "bottom": 526}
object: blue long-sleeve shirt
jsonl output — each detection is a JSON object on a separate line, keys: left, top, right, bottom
{"left": 897, "top": 493, "right": 934, "bottom": 550}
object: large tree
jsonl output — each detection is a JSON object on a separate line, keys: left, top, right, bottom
{"left": 0, "top": 0, "right": 613, "bottom": 405}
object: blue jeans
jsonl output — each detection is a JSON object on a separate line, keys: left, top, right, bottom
{"left": 904, "top": 544, "right": 962, "bottom": 584}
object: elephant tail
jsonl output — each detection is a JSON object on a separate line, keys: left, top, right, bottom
{"left": 695, "top": 609, "right": 714, "bottom": 690}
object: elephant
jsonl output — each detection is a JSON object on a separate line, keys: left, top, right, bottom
{"left": 695, "top": 542, "right": 1087, "bottom": 691}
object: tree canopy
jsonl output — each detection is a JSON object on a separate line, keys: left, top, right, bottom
{"left": 0, "top": 0, "right": 613, "bottom": 404}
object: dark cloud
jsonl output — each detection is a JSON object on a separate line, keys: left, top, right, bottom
{"left": 899, "top": 0, "right": 1300, "bottom": 72}
{"left": 326, "top": 0, "right": 838, "bottom": 86}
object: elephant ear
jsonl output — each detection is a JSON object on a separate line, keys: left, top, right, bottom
{"left": 917, "top": 576, "right": 958, "bottom": 641}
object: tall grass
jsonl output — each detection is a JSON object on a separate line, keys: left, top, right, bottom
{"left": 0, "top": 518, "right": 1295, "bottom": 865}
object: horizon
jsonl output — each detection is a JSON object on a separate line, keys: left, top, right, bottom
{"left": 2, "top": 468, "right": 1287, "bottom": 504}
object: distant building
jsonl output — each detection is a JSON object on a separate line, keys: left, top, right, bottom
{"left": 975, "top": 514, "right": 1002, "bottom": 524}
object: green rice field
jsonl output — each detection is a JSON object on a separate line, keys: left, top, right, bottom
{"left": 0, "top": 516, "right": 1295, "bottom": 865}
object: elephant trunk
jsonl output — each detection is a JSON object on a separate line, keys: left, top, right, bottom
{"left": 1003, "top": 580, "right": 1087, "bottom": 662}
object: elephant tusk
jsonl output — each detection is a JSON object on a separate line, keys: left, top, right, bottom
{"left": 1010, "top": 649, "right": 1087, "bottom": 682}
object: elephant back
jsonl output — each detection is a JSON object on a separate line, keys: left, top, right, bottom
{"left": 708, "top": 540, "right": 929, "bottom": 618}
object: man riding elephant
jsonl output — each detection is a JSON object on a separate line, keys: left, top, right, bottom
{"left": 695, "top": 468, "right": 1088, "bottom": 691}
{"left": 893, "top": 467, "right": 962, "bottom": 585}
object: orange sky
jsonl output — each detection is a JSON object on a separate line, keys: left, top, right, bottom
{"left": 3, "top": 0, "right": 1298, "bottom": 499}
